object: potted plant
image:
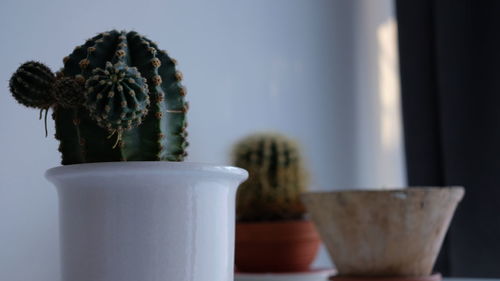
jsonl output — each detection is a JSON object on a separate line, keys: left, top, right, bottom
{"left": 231, "top": 132, "right": 321, "bottom": 273}
{"left": 301, "top": 187, "right": 464, "bottom": 281}
{"left": 9, "top": 30, "right": 248, "bottom": 281}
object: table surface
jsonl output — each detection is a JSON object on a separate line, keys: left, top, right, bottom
{"left": 446, "top": 279, "right": 499, "bottom": 281}
{"left": 234, "top": 273, "right": 500, "bottom": 281}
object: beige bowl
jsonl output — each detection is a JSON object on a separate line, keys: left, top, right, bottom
{"left": 301, "top": 187, "right": 464, "bottom": 277}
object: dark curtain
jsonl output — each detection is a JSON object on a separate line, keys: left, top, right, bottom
{"left": 396, "top": 0, "right": 500, "bottom": 277}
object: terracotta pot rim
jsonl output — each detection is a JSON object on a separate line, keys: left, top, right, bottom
{"left": 236, "top": 219, "right": 319, "bottom": 241}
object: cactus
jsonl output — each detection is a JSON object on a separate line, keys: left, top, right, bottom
{"left": 84, "top": 61, "right": 150, "bottom": 135}
{"left": 9, "top": 30, "right": 188, "bottom": 164}
{"left": 9, "top": 61, "right": 56, "bottom": 109}
{"left": 52, "top": 77, "right": 85, "bottom": 108}
{"left": 232, "top": 133, "right": 308, "bottom": 221}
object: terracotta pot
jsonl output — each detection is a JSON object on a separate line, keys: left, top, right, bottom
{"left": 235, "top": 220, "right": 321, "bottom": 272}
{"left": 301, "top": 187, "right": 464, "bottom": 277}
{"left": 330, "top": 273, "right": 442, "bottom": 281}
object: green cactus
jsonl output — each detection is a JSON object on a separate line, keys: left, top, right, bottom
{"left": 52, "top": 77, "right": 85, "bottom": 108}
{"left": 9, "top": 61, "right": 56, "bottom": 109}
{"left": 84, "top": 61, "right": 150, "bottom": 135}
{"left": 9, "top": 30, "right": 188, "bottom": 164}
{"left": 232, "top": 133, "right": 309, "bottom": 222}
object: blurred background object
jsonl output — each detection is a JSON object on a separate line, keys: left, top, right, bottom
{"left": 232, "top": 132, "right": 321, "bottom": 273}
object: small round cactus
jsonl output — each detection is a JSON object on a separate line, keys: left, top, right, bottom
{"left": 52, "top": 77, "right": 85, "bottom": 108}
{"left": 85, "top": 62, "right": 150, "bottom": 133}
{"left": 9, "top": 61, "right": 56, "bottom": 109}
{"left": 232, "top": 132, "right": 309, "bottom": 221}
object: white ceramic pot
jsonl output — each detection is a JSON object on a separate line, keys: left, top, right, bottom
{"left": 46, "top": 162, "right": 248, "bottom": 281}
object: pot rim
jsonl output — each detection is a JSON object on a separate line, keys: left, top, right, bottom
{"left": 45, "top": 161, "right": 248, "bottom": 182}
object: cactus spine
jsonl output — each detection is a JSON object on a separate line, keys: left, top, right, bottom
{"left": 232, "top": 133, "right": 308, "bottom": 221}
{"left": 9, "top": 30, "right": 188, "bottom": 164}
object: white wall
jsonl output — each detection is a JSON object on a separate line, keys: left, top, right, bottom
{"left": 0, "top": 1, "right": 403, "bottom": 280}
{"left": 353, "top": 0, "right": 406, "bottom": 188}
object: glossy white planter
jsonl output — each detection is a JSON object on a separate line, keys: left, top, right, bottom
{"left": 46, "top": 162, "right": 248, "bottom": 281}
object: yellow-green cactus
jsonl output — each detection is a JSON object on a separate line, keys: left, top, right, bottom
{"left": 232, "top": 133, "right": 308, "bottom": 221}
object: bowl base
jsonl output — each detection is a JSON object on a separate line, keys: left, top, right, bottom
{"left": 330, "top": 273, "right": 442, "bottom": 281}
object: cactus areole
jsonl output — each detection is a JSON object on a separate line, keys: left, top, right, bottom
{"left": 9, "top": 30, "right": 189, "bottom": 164}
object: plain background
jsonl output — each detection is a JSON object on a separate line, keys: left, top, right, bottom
{"left": 0, "top": 1, "right": 403, "bottom": 280}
